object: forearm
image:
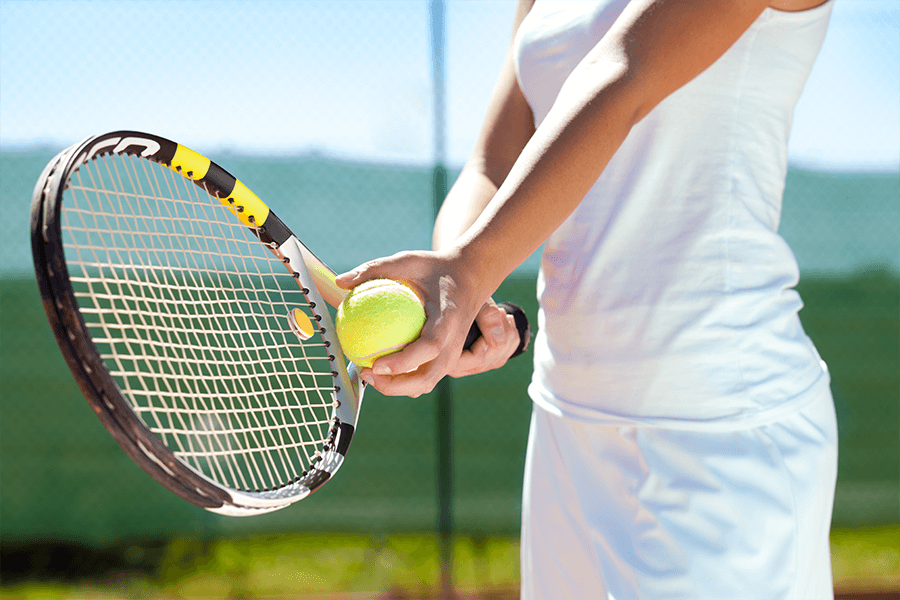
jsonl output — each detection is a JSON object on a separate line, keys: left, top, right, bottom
{"left": 434, "top": 1, "right": 535, "bottom": 253}
{"left": 451, "top": 60, "right": 640, "bottom": 300}
{"left": 432, "top": 167, "right": 499, "bottom": 252}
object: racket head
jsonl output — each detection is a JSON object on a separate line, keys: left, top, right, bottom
{"left": 31, "top": 131, "right": 363, "bottom": 516}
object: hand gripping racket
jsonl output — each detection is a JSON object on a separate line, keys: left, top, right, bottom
{"left": 30, "top": 131, "right": 532, "bottom": 516}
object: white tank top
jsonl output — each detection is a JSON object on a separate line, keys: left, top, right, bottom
{"left": 517, "top": 0, "right": 834, "bottom": 429}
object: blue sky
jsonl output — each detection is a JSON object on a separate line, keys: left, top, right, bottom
{"left": 1, "top": 0, "right": 897, "bottom": 171}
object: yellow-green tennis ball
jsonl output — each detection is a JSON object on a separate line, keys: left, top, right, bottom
{"left": 335, "top": 279, "right": 426, "bottom": 368}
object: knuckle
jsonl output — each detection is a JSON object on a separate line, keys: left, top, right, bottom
{"left": 482, "top": 306, "right": 504, "bottom": 325}
{"left": 417, "top": 338, "right": 443, "bottom": 359}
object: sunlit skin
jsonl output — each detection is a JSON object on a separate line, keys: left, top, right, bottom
{"left": 336, "top": 0, "right": 830, "bottom": 398}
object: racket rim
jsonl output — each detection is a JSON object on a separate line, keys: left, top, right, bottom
{"left": 31, "top": 131, "right": 363, "bottom": 516}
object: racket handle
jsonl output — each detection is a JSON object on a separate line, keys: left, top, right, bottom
{"left": 462, "top": 302, "right": 532, "bottom": 359}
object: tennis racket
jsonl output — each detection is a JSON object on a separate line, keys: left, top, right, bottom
{"left": 30, "top": 131, "right": 532, "bottom": 516}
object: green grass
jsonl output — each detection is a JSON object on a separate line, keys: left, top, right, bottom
{"left": 832, "top": 526, "right": 900, "bottom": 594}
{"left": 2, "top": 527, "right": 896, "bottom": 599}
{"left": 0, "top": 534, "right": 520, "bottom": 599}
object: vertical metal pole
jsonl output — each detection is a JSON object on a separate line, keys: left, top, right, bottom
{"left": 431, "top": 0, "right": 447, "bottom": 168}
{"left": 429, "top": 1, "right": 454, "bottom": 598}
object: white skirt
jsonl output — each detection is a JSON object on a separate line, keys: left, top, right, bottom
{"left": 520, "top": 389, "right": 838, "bottom": 600}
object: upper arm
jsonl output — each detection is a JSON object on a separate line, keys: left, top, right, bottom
{"left": 570, "top": 0, "right": 772, "bottom": 124}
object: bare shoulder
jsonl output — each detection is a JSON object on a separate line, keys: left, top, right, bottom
{"left": 768, "top": 0, "right": 830, "bottom": 12}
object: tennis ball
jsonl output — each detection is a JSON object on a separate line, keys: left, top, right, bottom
{"left": 335, "top": 279, "right": 427, "bottom": 368}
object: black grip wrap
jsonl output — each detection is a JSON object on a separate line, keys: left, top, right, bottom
{"left": 463, "top": 302, "right": 532, "bottom": 359}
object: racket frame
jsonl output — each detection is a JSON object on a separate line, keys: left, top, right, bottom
{"left": 31, "top": 131, "right": 363, "bottom": 516}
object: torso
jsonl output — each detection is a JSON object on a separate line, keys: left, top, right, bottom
{"left": 519, "top": 0, "right": 835, "bottom": 427}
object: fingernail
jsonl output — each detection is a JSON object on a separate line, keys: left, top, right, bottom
{"left": 360, "top": 372, "right": 374, "bottom": 386}
{"left": 373, "top": 364, "right": 392, "bottom": 376}
{"left": 491, "top": 326, "right": 507, "bottom": 343}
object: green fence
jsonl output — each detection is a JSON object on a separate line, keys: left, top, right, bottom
{"left": 1, "top": 162, "right": 898, "bottom": 546}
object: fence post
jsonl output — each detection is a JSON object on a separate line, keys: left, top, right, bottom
{"left": 429, "top": 1, "right": 454, "bottom": 598}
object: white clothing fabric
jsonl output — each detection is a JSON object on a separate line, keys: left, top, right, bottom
{"left": 520, "top": 390, "right": 839, "bottom": 600}
{"left": 515, "top": 1, "right": 835, "bottom": 427}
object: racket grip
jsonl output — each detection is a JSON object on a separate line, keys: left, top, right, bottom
{"left": 462, "top": 302, "right": 532, "bottom": 359}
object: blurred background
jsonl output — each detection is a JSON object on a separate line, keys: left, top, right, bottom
{"left": 1, "top": 1, "right": 897, "bottom": 598}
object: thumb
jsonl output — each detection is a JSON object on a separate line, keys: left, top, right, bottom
{"left": 335, "top": 252, "right": 425, "bottom": 291}
{"left": 336, "top": 259, "right": 388, "bottom": 289}
{"left": 335, "top": 267, "right": 364, "bottom": 290}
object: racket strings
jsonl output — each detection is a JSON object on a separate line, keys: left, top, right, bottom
{"left": 106, "top": 156, "right": 328, "bottom": 490}
{"left": 71, "top": 158, "right": 284, "bottom": 493}
{"left": 62, "top": 152, "right": 338, "bottom": 493}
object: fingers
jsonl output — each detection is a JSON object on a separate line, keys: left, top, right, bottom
{"left": 473, "top": 300, "right": 510, "bottom": 350}
{"left": 335, "top": 251, "right": 436, "bottom": 293}
{"left": 336, "top": 254, "right": 519, "bottom": 397}
{"left": 371, "top": 333, "right": 441, "bottom": 378}
{"left": 335, "top": 261, "right": 383, "bottom": 290}
{"left": 447, "top": 313, "right": 519, "bottom": 378}
{"left": 359, "top": 364, "right": 442, "bottom": 399}
{"left": 359, "top": 337, "right": 451, "bottom": 398}
{"left": 360, "top": 306, "right": 466, "bottom": 396}
{"left": 335, "top": 257, "right": 390, "bottom": 290}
